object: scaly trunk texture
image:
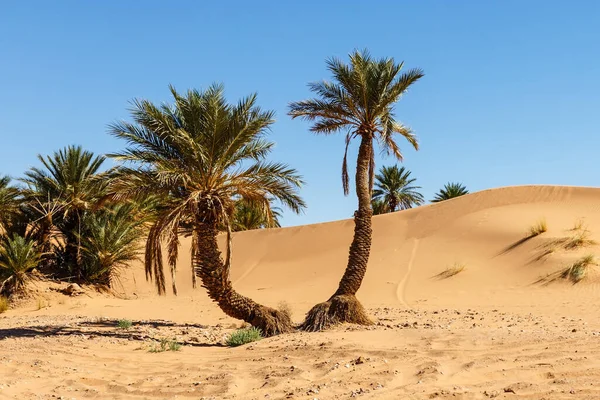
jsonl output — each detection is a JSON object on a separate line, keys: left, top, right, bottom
{"left": 389, "top": 196, "right": 398, "bottom": 213}
{"left": 301, "top": 134, "right": 374, "bottom": 331}
{"left": 193, "top": 220, "right": 293, "bottom": 336}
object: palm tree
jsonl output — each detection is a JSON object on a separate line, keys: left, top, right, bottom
{"left": 371, "top": 198, "right": 389, "bottom": 215}
{"left": 431, "top": 182, "right": 469, "bottom": 202}
{"left": 0, "top": 234, "right": 43, "bottom": 296}
{"left": 21, "top": 146, "right": 106, "bottom": 279}
{"left": 372, "top": 165, "right": 423, "bottom": 212}
{"left": 0, "top": 176, "right": 21, "bottom": 234}
{"left": 78, "top": 203, "right": 147, "bottom": 287}
{"left": 232, "top": 200, "right": 282, "bottom": 232}
{"left": 108, "top": 84, "right": 305, "bottom": 336}
{"left": 289, "top": 49, "right": 424, "bottom": 331}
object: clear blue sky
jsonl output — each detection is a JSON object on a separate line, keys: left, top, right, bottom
{"left": 1, "top": 1, "right": 599, "bottom": 226}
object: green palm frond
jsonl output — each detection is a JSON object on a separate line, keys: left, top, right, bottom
{"left": 372, "top": 165, "right": 423, "bottom": 212}
{"left": 77, "top": 203, "right": 147, "bottom": 286}
{"left": 0, "top": 234, "right": 42, "bottom": 295}
{"left": 431, "top": 182, "right": 469, "bottom": 203}
{"left": 0, "top": 176, "right": 22, "bottom": 234}
{"left": 289, "top": 49, "right": 423, "bottom": 195}
{"left": 108, "top": 84, "right": 306, "bottom": 294}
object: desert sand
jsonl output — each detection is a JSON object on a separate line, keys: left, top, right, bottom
{"left": 2, "top": 185, "right": 600, "bottom": 399}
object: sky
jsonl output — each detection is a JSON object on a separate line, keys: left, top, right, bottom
{"left": 1, "top": 1, "right": 599, "bottom": 227}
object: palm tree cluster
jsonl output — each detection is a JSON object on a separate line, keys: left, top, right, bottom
{"left": 370, "top": 165, "right": 469, "bottom": 215}
{"left": 1, "top": 49, "right": 470, "bottom": 335}
{"left": 0, "top": 149, "right": 154, "bottom": 297}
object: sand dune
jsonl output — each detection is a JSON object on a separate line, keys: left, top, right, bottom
{"left": 2, "top": 185, "right": 600, "bottom": 399}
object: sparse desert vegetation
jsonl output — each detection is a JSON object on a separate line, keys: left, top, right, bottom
{"left": 435, "top": 263, "right": 466, "bottom": 279}
{"left": 0, "top": 295, "right": 8, "bottom": 313}
{"left": 117, "top": 319, "right": 133, "bottom": 329}
{"left": 563, "top": 226, "right": 597, "bottom": 250}
{"left": 561, "top": 254, "right": 597, "bottom": 283}
{"left": 226, "top": 327, "right": 263, "bottom": 347}
{"left": 527, "top": 218, "right": 548, "bottom": 237}
{"left": 148, "top": 338, "right": 181, "bottom": 353}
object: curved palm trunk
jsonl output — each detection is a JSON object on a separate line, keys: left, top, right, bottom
{"left": 301, "top": 135, "right": 374, "bottom": 331}
{"left": 193, "top": 220, "right": 292, "bottom": 336}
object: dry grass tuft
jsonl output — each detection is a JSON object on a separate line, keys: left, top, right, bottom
{"left": 527, "top": 218, "right": 548, "bottom": 237}
{"left": 0, "top": 296, "right": 9, "bottom": 313}
{"left": 277, "top": 301, "right": 293, "bottom": 321}
{"left": 571, "top": 218, "right": 585, "bottom": 231}
{"left": 36, "top": 298, "right": 48, "bottom": 310}
{"left": 563, "top": 228, "right": 597, "bottom": 250}
{"left": 561, "top": 254, "right": 597, "bottom": 283}
{"left": 435, "top": 263, "right": 466, "bottom": 279}
{"left": 536, "top": 254, "right": 598, "bottom": 285}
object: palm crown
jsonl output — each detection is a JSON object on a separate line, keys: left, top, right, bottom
{"left": 372, "top": 165, "right": 423, "bottom": 212}
{"left": 289, "top": 49, "right": 423, "bottom": 195}
{"left": 431, "top": 182, "right": 469, "bottom": 202}
{"left": 108, "top": 84, "right": 306, "bottom": 294}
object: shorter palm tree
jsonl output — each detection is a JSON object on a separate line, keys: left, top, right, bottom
{"left": 371, "top": 198, "right": 388, "bottom": 215}
{"left": 0, "top": 176, "right": 22, "bottom": 233}
{"left": 78, "top": 203, "right": 147, "bottom": 287}
{"left": 431, "top": 182, "right": 469, "bottom": 202}
{"left": 0, "top": 234, "right": 43, "bottom": 296}
{"left": 21, "top": 146, "right": 106, "bottom": 279}
{"left": 372, "top": 165, "right": 423, "bottom": 212}
{"left": 232, "top": 200, "right": 282, "bottom": 232}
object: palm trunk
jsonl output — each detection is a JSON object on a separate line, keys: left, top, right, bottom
{"left": 193, "top": 220, "right": 292, "bottom": 336}
{"left": 389, "top": 197, "right": 398, "bottom": 213}
{"left": 301, "top": 134, "right": 374, "bottom": 331}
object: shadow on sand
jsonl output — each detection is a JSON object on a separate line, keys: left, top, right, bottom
{"left": 0, "top": 319, "right": 223, "bottom": 347}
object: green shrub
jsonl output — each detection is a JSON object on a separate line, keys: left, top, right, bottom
{"left": 149, "top": 337, "right": 181, "bottom": 353}
{"left": 117, "top": 319, "right": 133, "bottom": 329}
{"left": 226, "top": 327, "right": 263, "bottom": 347}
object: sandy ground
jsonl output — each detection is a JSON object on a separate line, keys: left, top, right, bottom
{"left": 2, "top": 185, "right": 600, "bottom": 399}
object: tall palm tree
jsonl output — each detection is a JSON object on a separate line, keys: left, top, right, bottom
{"left": 21, "top": 146, "right": 106, "bottom": 279}
{"left": 289, "top": 49, "right": 424, "bottom": 331}
{"left": 108, "top": 84, "right": 305, "bottom": 336}
{"left": 431, "top": 182, "right": 469, "bottom": 202}
{"left": 372, "top": 165, "right": 423, "bottom": 212}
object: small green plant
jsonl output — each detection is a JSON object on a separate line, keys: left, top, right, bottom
{"left": 561, "top": 254, "right": 597, "bottom": 283}
{"left": 226, "top": 327, "right": 263, "bottom": 347}
{"left": 149, "top": 338, "right": 181, "bottom": 353}
{"left": 117, "top": 319, "right": 133, "bottom": 329}
{"left": 0, "top": 296, "right": 9, "bottom": 313}
{"left": 435, "top": 263, "right": 466, "bottom": 279}
{"left": 527, "top": 218, "right": 548, "bottom": 237}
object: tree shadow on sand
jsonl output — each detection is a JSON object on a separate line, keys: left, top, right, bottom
{"left": 0, "top": 319, "right": 224, "bottom": 347}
